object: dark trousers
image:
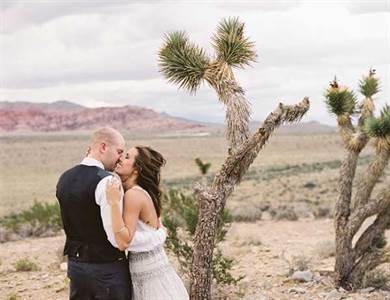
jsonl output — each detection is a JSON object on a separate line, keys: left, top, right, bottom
{"left": 67, "top": 259, "right": 132, "bottom": 300}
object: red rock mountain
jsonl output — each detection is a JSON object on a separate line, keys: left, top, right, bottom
{"left": 0, "top": 101, "right": 203, "bottom": 133}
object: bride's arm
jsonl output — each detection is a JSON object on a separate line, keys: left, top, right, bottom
{"left": 106, "top": 181, "right": 142, "bottom": 251}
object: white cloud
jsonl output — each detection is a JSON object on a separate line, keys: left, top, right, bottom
{"left": 0, "top": 0, "right": 389, "bottom": 125}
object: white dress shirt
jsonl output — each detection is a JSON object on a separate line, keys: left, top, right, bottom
{"left": 80, "top": 157, "right": 166, "bottom": 251}
{"left": 80, "top": 157, "right": 122, "bottom": 248}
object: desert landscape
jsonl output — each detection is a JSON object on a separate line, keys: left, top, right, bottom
{"left": 0, "top": 126, "right": 389, "bottom": 299}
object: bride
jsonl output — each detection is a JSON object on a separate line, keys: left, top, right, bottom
{"left": 105, "top": 145, "right": 189, "bottom": 300}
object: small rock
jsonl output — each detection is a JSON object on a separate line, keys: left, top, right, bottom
{"left": 288, "top": 287, "right": 306, "bottom": 294}
{"left": 338, "top": 287, "right": 348, "bottom": 293}
{"left": 0, "top": 227, "right": 9, "bottom": 243}
{"left": 60, "top": 262, "right": 67, "bottom": 271}
{"left": 325, "top": 289, "right": 346, "bottom": 300}
{"left": 291, "top": 270, "right": 314, "bottom": 282}
{"left": 360, "top": 287, "right": 375, "bottom": 293}
{"left": 40, "top": 229, "right": 56, "bottom": 238}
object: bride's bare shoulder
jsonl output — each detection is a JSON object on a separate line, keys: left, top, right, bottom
{"left": 124, "top": 187, "right": 148, "bottom": 204}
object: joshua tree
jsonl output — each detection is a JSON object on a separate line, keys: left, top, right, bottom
{"left": 324, "top": 70, "right": 390, "bottom": 290}
{"left": 159, "top": 17, "right": 310, "bottom": 299}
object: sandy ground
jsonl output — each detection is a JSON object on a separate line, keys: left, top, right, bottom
{"left": 1, "top": 219, "right": 389, "bottom": 300}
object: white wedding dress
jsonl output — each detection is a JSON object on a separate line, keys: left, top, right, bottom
{"left": 127, "top": 186, "right": 189, "bottom": 300}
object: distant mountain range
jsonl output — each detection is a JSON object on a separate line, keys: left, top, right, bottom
{"left": 0, "top": 100, "right": 335, "bottom": 135}
{"left": 0, "top": 100, "right": 203, "bottom": 133}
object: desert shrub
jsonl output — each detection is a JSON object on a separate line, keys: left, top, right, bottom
{"left": 162, "top": 189, "right": 244, "bottom": 286}
{"left": 291, "top": 254, "right": 311, "bottom": 272}
{"left": 281, "top": 253, "right": 312, "bottom": 276}
{"left": 13, "top": 258, "right": 40, "bottom": 272}
{"left": 231, "top": 205, "right": 262, "bottom": 222}
{"left": 363, "top": 268, "right": 390, "bottom": 289}
{"left": 0, "top": 201, "right": 62, "bottom": 239}
{"left": 315, "top": 240, "right": 335, "bottom": 259}
{"left": 6, "top": 293, "right": 21, "bottom": 300}
{"left": 238, "top": 237, "right": 262, "bottom": 247}
{"left": 270, "top": 205, "right": 299, "bottom": 221}
{"left": 313, "top": 205, "right": 333, "bottom": 219}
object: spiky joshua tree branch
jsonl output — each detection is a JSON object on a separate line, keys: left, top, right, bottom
{"left": 159, "top": 17, "right": 310, "bottom": 299}
{"left": 324, "top": 69, "right": 390, "bottom": 290}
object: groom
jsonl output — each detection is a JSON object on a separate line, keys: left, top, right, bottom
{"left": 56, "top": 127, "right": 132, "bottom": 300}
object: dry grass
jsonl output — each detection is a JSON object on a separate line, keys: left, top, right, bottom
{"left": 363, "top": 267, "right": 390, "bottom": 289}
{"left": 1, "top": 132, "right": 388, "bottom": 220}
{"left": 13, "top": 258, "right": 40, "bottom": 272}
{"left": 314, "top": 240, "right": 336, "bottom": 259}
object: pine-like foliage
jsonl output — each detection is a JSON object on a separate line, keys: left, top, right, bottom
{"left": 159, "top": 31, "right": 209, "bottom": 93}
{"left": 325, "top": 83, "right": 357, "bottom": 116}
{"left": 212, "top": 17, "right": 257, "bottom": 67}
{"left": 364, "top": 105, "right": 390, "bottom": 138}
{"left": 359, "top": 70, "right": 380, "bottom": 98}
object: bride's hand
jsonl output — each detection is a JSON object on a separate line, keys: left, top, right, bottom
{"left": 106, "top": 178, "right": 122, "bottom": 206}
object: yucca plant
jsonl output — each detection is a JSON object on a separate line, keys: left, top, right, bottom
{"left": 159, "top": 17, "right": 310, "bottom": 299}
{"left": 324, "top": 69, "right": 390, "bottom": 290}
{"left": 194, "top": 157, "right": 211, "bottom": 175}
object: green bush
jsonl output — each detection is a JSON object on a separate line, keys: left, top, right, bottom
{"left": 13, "top": 257, "right": 40, "bottom": 272}
{"left": 162, "top": 189, "right": 243, "bottom": 286}
{"left": 0, "top": 200, "right": 62, "bottom": 236}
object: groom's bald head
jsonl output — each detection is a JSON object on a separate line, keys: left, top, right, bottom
{"left": 90, "top": 127, "right": 124, "bottom": 148}
{"left": 89, "top": 127, "right": 125, "bottom": 171}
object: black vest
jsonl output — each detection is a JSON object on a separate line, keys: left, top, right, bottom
{"left": 56, "top": 165, "right": 126, "bottom": 263}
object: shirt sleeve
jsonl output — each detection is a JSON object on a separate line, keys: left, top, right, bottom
{"left": 95, "top": 175, "right": 123, "bottom": 248}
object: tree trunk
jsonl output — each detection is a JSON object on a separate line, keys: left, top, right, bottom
{"left": 334, "top": 150, "right": 359, "bottom": 289}
{"left": 190, "top": 190, "right": 220, "bottom": 299}
{"left": 336, "top": 188, "right": 390, "bottom": 290}
{"left": 189, "top": 99, "right": 310, "bottom": 299}
{"left": 352, "top": 149, "right": 390, "bottom": 209}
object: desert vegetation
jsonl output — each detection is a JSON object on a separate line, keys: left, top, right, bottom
{"left": 0, "top": 131, "right": 389, "bottom": 298}
{"left": 159, "top": 17, "right": 310, "bottom": 299}
{"left": 324, "top": 70, "right": 390, "bottom": 290}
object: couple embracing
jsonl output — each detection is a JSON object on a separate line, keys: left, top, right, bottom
{"left": 56, "top": 127, "right": 189, "bottom": 300}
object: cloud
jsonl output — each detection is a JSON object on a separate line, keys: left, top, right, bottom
{"left": 0, "top": 0, "right": 126, "bottom": 33}
{"left": 0, "top": 1, "right": 389, "bottom": 125}
{"left": 346, "top": 0, "right": 390, "bottom": 14}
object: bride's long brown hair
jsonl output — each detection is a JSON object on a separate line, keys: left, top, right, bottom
{"left": 133, "top": 146, "right": 166, "bottom": 217}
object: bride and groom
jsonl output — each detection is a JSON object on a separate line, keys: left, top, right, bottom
{"left": 56, "top": 127, "right": 189, "bottom": 300}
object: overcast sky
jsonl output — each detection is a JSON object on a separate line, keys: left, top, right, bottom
{"left": 0, "top": 0, "right": 389, "bottom": 125}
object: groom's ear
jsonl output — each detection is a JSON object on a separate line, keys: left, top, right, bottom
{"left": 100, "top": 142, "right": 107, "bottom": 153}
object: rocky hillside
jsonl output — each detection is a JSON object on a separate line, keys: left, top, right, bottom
{"left": 0, "top": 101, "right": 203, "bottom": 133}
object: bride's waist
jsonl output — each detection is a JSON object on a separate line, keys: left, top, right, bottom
{"left": 129, "top": 245, "right": 169, "bottom": 272}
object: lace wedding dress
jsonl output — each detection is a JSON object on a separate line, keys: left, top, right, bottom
{"left": 128, "top": 186, "right": 189, "bottom": 300}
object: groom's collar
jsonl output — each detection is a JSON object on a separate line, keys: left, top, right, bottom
{"left": 80, "top": 157, "right": 105, "bottom": 170}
